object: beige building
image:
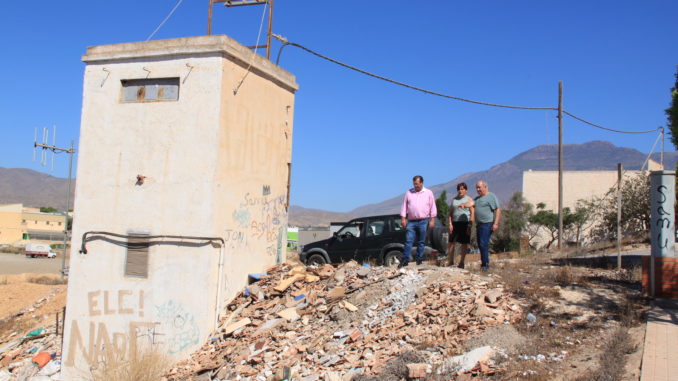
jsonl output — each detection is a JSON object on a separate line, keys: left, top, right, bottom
{"left": 522, "top": 160, "right": 661, "bottom": 247}
{"left": 0, "top": 204, "right": 23, "bottom": 245}
{"left": 62, "top": 35, "right": 297, "bottom": 378}
{"left": 0, "top": 203, "right": 67, "bottom": 245}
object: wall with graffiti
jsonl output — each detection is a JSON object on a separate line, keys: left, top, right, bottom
{"left": 63, "top": 35, "right": 297, "bottom": 380}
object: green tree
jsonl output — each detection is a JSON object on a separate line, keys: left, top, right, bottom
{"left": 528, "top": 203, "right": 582, "bottom": 249}
{"left": 586, "top": 173, "right": 650, "bottom": 241}
{"left": 667, "top": 67, "right": 678, "bottom": 149}
{"left": 39, "top": 206, "right": 59, "bottom": 213}
{"left": 492, "top": 192, "right": 533, "bottom": 252}
{"left": 435, "top": 190, "right": 449, "bottom": 226}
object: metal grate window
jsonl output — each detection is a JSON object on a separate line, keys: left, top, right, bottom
{"left": 121, "top": 78, "right": 180, "bottom": 103}
{"left": 125, "top": 233, "right": 150, "bottom": 278}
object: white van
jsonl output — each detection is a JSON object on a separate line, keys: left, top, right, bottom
{"left": 25, "top": 243, "right": 57, "bottom": 258}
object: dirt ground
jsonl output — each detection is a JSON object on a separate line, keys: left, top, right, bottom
{"left": 0, "top": 252, "right": 67, "bottom": 275}
{"left": 0, "top": 251, "right": 650, "bottom": 380}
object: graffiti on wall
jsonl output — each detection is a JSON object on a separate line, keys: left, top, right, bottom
{"left": 228, "top": 191, "right": 287, "bottom": 260}
{"left": 64, "top": 290, "right": 199, "bottom": 367}
{"left": 655, "top": 184, "right": 672, "bottom": 249}
{"left": 155, "top": 300, "right": 200, "bottom": 354}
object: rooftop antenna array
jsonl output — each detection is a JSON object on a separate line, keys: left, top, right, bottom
{"left": 33, "top": 126, "right": 76, "bottom": 280}
{"left": 207, "top": 0, "right": 274, "bottom": 60}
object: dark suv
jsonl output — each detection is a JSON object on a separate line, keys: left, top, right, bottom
{"left": 300, "top": 214, "right": 448, "bottom": 266}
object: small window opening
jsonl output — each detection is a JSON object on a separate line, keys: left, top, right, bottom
{"left": 125, "top": 233, "right": 150, "bottom": 278}
{"left": 121, "top": 78, "right": 179, "bottom": 103}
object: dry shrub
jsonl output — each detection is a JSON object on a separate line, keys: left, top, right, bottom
{"left": 618, "top": 266, "right": 642, "bottom": 284}
{"left": 576, "top": 327, "right": 635, "bottom": 381}
{"left": 28, "top": 275, "right": 67, "bottom": 285}
{"left": 546, "top": 265, "right": 580, "bottom": 286}
{"left": 90, "top": 348, "right": 170, "bottom": 381}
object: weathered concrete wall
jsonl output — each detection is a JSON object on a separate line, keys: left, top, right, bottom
{"left": 62, "top": 36, "right": 296, "bottom": 379}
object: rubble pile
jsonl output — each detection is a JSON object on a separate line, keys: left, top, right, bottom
{"left": 0, "top": 324, "right": 62, "bottom": 381}
{"left": 166, "top": 262, "right": 523, "bottom": 380}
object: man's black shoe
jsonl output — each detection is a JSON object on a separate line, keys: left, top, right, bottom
{"left": 416, "top": 260, "right": 422, "bottom": 265}
{"left": 398, "top": 262, "right": 409, "bottom": 268}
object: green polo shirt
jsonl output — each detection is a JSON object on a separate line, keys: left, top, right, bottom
{"left": 474, "top": 192, "right": 500, "bottom": 224}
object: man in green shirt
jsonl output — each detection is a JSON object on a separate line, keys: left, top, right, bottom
{"left": 472, "top": 180, "right": 501, "bottom": 271}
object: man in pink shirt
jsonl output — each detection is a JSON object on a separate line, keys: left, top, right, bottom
{"left": 399, "top": 175, "right": 437, "bottom": 266}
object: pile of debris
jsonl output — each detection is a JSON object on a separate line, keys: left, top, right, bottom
{"left": 166, "top": 261, "right": 523, "bottom": 380}
{"left": 0, "top": 326, "right": 61, "bottom": 381}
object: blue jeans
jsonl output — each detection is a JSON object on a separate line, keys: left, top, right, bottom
{"left": 476, "top": 223, "right": 493, "bottom": 268}
{"left": 403, "top": 219, "right": 428, "bottom": 265}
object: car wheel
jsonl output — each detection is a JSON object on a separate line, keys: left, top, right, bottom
{"left": 307, "top": 253, "right": 327, "bottom": 266}
{"left": 383, "top": 250, "right": 403, "bottom": 267}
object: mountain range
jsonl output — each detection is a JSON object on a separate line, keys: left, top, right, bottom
{"left": 1, "top": 141, "right": 676, "bottom": 226}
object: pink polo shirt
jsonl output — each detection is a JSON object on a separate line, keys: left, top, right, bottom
{"left": 400, "top": 187, "right": 437, "bottom": 220}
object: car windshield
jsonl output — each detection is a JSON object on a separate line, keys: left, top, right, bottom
{"left": 337, "top": 222, "right": 362, "bottom": 237}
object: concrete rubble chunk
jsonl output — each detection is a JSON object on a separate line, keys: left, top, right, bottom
{"left": 484, "top": 289, "right": 502, "bottom": 304}
{"left": 438, "top": 346, "right": 496, "bottom": 374}
{"left": 277, "top": 307, "right": 300, "bottom": 322}
{"left": 274, "top": 274, "right": 305, "bottom": 293}
{"left": 340, "top": 301, "right": 358, "bottom": 312}
{"left": 224, "top": 318, "right": 252, "bottom": 335}
{"left": 327, "top": 286, "right": 347, "bottom": 302}
{"left": 407, "top": 363, "right": 430, "bottom": 378}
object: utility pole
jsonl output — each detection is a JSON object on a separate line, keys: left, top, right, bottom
{"left": 207, "top": 0, "right": 274, "bottom": 60}
{"left": 617, "top": 163, "right": 622, "bottom": 270}
{"left": 661, "top": 127, "right": 665, "bottom": 168}
{"left": 34, "top": 130, "right": 76, "bottom": 280}
{"left": 557, "top": 81, "right": 564, "bottom": 251}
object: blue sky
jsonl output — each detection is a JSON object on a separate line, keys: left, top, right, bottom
{"left": 0, "top": 1, "right": 676, "bottom": 212}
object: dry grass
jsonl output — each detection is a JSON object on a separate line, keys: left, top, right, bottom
{"left": 28, "top": 275, "right": 67, "bottom": 285}
{"left": 575, "top": 327, "right": 636, "bottom": 381}
{"left": 0, "top": 246, "right": 23, "bottom": 254}
{"left": 89, "top": 348, "right": 170, "bottom": 381}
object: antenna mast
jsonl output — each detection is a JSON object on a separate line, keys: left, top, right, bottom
{"left": 207, "top": 0, "right": 274, "bottom": 60}
{"left": 33, "top": 127, "right": 76, "bottom": 280}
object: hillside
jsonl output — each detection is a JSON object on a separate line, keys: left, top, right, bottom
{"left": 349, "top": 141, "right": 678, "bottom": 217}
{"left": 2, "top": 141, "right": 676, "bottom": 226}
{"left": 0, "top": 167, "right": 75, "bottom": 210}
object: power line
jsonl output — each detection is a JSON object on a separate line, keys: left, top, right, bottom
{"left": 273, "top": 35, "right": 662, "bottom": 134}
{"left": 562, "top": 111, "right": 659, "bottom": 134}
{"left": 273, "top": 35, "right": 556, "bottom": 111}
{"left": 146, "top": 0, "right": 185, "bottom": 41}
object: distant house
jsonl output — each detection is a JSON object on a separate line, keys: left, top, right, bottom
{"left": 0, "top": 203, "right": 67, "bottom": 246}
{"left": 298, "top": 226, "right": 331, "bottom": 248}
{"left": 522, "top": 160, "right": 662, "bottom": 247}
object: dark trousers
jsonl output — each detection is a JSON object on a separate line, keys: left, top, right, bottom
{"left": 403, "top": 219, "right": 428, "bottom": 265}
{"left": 476, "top": 222, "right": 493, "bottom": 268}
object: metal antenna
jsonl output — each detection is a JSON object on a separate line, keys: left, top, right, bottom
{"left": 207, "top": 0, "right": 275, "bottom": 60}
{"left": 51, "top": 126, "right": 57, "bottom": 170}
{"left": 33, "top": 128, "right": 37, "bottom": 162}
{"left": 32, "top": 127, "right": 77, "bottom": 280}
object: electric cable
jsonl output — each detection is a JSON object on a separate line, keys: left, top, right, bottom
{"left": 273, "top": 35, "right": 662, "bottom": 135}
{"left": 146, "top": 0, "right": 185, "bottom": 41}
{"left": 272, "top": 35, "right": 556, "bottom": 111}
{"left": 563, "top": 111, "right": 660, "bottom": 134}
